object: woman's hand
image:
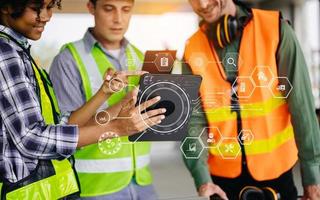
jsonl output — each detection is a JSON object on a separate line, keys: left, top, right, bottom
{"left": 102, "top": 89, "right": 138, "bottom": 121}
{"left": 100, "top": 68, "right": 147, "bottom": 97}
{"left": 111, "top": 88, "right": 167, "bottom": 136}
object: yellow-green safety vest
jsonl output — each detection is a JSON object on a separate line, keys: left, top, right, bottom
{"left": 0, "top": 32, "right": 79, "bottom": 200}
{"left": 63, "top": 40, "right": 152, "bottom": 197}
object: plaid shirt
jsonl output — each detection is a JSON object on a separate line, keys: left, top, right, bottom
{"left": 0, "top": 25, "right": 79, "bottom": 183}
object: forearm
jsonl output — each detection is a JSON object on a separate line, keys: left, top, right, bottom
{"left": 76, "top": 98, "right": 164, "bottom": 148}
{"left": 277, "top": 21, "right": 320, "bottom": 186}
{"left": 69, "top": 89, "right": 108, "bottom": 126}
{"left": 183, "top": 107, "right": 212, "bottom": 189}
{"left": 288, "top": 91, "right": 320, "bottom": 186}
{"left": 81, "top": 100, "right": 123, "bottom": 126}
{"left": 183, "top": 148, "right": 213, "bottom": 190}
{"left": 77, "top": 119, "right": 120, "bottom": 148}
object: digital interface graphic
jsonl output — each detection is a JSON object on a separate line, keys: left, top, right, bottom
{"left": 95, "top": 51, "right": 294, "bottom": 157}
{"left": 98, "top": 132, "right": 122, "bottom": 155}
{"left": 129, "top": 74, "right": 202, "bottom": 142}
{"left": 180, "top": 51, "right": 294, "bottom": 161}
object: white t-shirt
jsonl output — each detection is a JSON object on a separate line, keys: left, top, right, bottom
{"left": 108, "top": 49, "right": 121, "bottom": 60}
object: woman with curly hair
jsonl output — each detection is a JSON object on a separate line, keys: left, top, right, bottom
{"left": 0, "top": 0, "right": 165, "bottom": 199}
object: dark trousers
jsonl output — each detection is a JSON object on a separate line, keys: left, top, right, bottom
{"left": 210, "top": 166, "right": 298, "bottom": 200}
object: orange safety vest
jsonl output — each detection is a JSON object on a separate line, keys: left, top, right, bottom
{"left": 184, "top": 9, "right": 298, "bottom": 181}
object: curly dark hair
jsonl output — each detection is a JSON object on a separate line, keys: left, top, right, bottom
{"left": 0, "top": 0, "right": 61, "bottom": 21}
{"left": 89, "top": 0, "right": 98, "bottom": 5}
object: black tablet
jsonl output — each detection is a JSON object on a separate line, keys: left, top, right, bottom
{"left": 129, "top": 74, "right": 202, "bottom": 142}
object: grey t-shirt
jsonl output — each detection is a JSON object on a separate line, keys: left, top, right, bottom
{"left": 49, "top": 28, "right": 132, "bottom": 113}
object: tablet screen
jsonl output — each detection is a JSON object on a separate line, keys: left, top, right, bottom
{"left": 129, "top": 73, "right": 202, "bottom": 142}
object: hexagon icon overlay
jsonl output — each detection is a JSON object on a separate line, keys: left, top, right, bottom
{"left": 251, "top": 66, "right": 275, "bottom": 87}
{"left": 154, "top": 53, "right": 175, "bottom": 73}
{"left": 180, "top": 137, "right": 204, "bottom": 159}
{"left": 222, "top": 52, "right": 244, "bottom": 72}
{"left": 269, "top": 77, "right": 293, "bottom": 99}
{"left": 200, "top": 127, "right": 223, "bottom": 148}
{"left": 238, "top": 130, "right": 254, "bottom": 146}
{"left": 217, "top": 137, "right": 241, "bottom": 159}
{"left": 232, "top": 76, "right": 255, "bottom": 98}
{"left": 188, "top": 52, "right": 209, "bottom": 71}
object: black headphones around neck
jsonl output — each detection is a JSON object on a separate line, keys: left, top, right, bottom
{"left": 203, "top": 2, "right": 253, "bottom": 49}
{"left": 206, "top": 14, "right": 239, "bottom": 48}
{"left": 239, "top": 186, "right": 281, "bottom": 200}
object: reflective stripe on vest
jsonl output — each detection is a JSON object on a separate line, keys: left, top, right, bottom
{"left": 64, "top": 40, "right": 152, "bottom": 197}
{"left": 184, "top": 9, "right": 298, "bottom": 181}
{"left": 0, "top": 32, "right": 79, "bottom": 199}
{"left": 6, "top": 160, "right": 78, "bottom": 200}
{"left": 75, "top": 155, "right": 150, "bottom": 173}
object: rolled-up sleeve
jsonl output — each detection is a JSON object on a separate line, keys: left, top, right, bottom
{"left": 0, "top": 42, "right": 79, "bottom": 160}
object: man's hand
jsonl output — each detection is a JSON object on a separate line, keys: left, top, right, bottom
{"left": 302, "top": 184, "right": 320, "bottom": 200}
{"left": 198, "top": 183, "right": 228, "bottom": 200}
